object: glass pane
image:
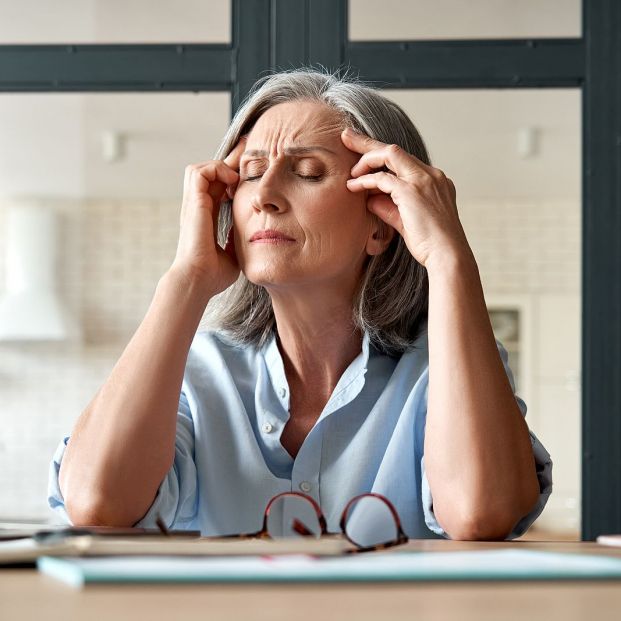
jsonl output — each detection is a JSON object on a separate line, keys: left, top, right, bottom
{"left": 349, "top": 0, "right": 581, "bottom": 41}
{"left": 383, "top": 88, "right": 581, "bottom": 539}
{"left": 0, "top": 0, "right": 231, "bottom": 44}
{"left": 0, "top": 91, "right": 230, "bottom": 521}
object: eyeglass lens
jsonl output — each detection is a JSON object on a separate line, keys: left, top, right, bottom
{"left": 343, "top": 496, "right": 399, "bottom": 548}
{"left": 265, "top": 495, "right": 323, "bottom": 538}
{"left": 265, "top": 493, "right": 401, "bottom": 548}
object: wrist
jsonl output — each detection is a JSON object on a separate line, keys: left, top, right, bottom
{"left": 424, "top": 243, "right": 478, "bottom": 280}
{"left": 161, "top": 265, "right": 216, "bottom": 306}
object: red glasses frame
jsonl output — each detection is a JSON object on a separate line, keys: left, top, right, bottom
{"left": 214, "top": 491, "right": 409, "bottom": 553}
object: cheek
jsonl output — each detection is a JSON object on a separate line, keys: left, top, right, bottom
{"left": 229, "top": 201, "right": 250, "bottom": 262}
{"left": 316, "top": 185, "right": 369, "bottom": 232}
{"left": 230, "top": 201, "right": 243, "bottom": 227}
{"left": 306, "top": 182, "right": 366, "bottom": 222}
{"left": 230, "top": 196, "right": 255, "bottom": 239}
{"left": 301, "top": 198, "right": 370, "bottom": 260}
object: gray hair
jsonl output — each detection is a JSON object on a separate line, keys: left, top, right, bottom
{"left": 203, "top": 67, "right": 430, "bottom": 357}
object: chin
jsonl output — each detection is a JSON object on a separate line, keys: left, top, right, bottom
{"left": 242, "top": 263, "right": 297, "bottom": 288}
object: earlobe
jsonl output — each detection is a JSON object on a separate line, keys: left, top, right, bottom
{"left": 367, "top": 218, "right": 395, "bottom": 256}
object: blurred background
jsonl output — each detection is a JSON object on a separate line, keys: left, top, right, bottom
{"left": 0, "top": 0, "right": 581, "bottom": 540}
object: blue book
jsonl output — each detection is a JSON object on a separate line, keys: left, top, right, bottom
{"left": 38, "top": 549, "right": 621, "bottom": 588}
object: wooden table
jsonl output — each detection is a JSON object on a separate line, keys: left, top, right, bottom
{"left": 2, "top": 540, "right": 621, "bottom": 621}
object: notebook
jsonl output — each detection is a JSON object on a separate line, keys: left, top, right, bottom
{"left": 37, "top": 549, "right": 621, "bottom": 588}
{"left": 0, "top": 534, "right": 349, "bottom": 565}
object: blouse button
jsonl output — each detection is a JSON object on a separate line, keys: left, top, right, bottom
{"left": 262, "top": 422, "right": 274, "bottom": 434}
{"left": 279, "top": 387, "right": 287, "bottom": 398}
{"left": 299, "top": 481, "right": 312, "bottom": 493}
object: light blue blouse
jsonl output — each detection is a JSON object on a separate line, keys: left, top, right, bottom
{"left": 48, "top": 323, "right": 552, "bottom": 539}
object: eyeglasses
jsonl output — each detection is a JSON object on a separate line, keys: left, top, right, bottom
{"left": 193, "top": 491, "right": 409, "bottom": 553}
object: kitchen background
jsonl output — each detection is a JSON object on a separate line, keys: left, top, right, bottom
{"left": 0, "top": 0, "right": 581, "bottom": 538}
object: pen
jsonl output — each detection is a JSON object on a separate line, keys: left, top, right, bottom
{"left": 33, "top": 528, "right": 92, "bottom": 544}
{"left": 32, "top": 517, "right": 199, "bottom": 544}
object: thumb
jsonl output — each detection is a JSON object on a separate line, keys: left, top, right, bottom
{"left": 367, "top": 195, "right": 404, "bottom": 235}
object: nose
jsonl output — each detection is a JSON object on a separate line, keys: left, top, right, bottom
{"left": 251, "top": 198, "right": 280, "bottom": 214}
{"left": 249, "top": 167, "right": 288, "bottom": 215}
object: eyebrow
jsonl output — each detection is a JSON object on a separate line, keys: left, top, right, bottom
{"left": 242, "top": 146, "right": 336, "bottom": 158}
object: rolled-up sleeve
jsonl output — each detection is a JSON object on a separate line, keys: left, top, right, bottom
{"left": 420, "top": 340, "right": 553, "bottom": 539}
{"left": 47, "top": 435, "right": 74, "bottom": 524}
{"left": 47, "top": 390, "right": 199, "bottom": 529}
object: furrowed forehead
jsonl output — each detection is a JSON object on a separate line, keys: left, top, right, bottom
{"left": 242, "top": 145, "right": 337, "bottom": 158}
{"left": 242, "top": 102, "right": 344, "bottom": 154}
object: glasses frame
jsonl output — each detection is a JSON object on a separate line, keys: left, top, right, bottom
{"left": 214, "top": 491, "right": 409, "bottom": 554}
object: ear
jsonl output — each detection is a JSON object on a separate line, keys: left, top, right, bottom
{"left": 365, "top": 215, "right": 395, "bottom": 256}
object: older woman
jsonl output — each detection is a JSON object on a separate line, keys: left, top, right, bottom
{"left": 48, "top": 69, "right": 551, "bottom": 541}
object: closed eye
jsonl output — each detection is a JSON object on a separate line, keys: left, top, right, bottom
{"left": 243, "top": 174, "right": 323, "bottom": 182}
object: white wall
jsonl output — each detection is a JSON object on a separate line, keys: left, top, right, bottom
{"left": 0, "top": 0, "right": 230, "bottom": 43}
{"left": 0, "top": 91, "right": 231, "bottom": 521}
{"left": 349, "top": 0, "right": 581, "bottom": 39}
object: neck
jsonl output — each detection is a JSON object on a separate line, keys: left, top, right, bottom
{"left": 268, "top": 284, "right": 364, "bottom": 395}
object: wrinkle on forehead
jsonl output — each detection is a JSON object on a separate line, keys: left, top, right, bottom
{"left": 246, "top": 100, "right": 345, "bottom": 154}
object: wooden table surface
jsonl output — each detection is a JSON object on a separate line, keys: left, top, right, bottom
{"left": 2, "top": 540, "right": 621, "bottom": 621}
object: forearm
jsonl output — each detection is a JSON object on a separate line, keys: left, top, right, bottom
{"left": 59, "top": 267, "right": 213, "bottom": 526}
{"left": 423, "top": 249, "right": 540, "bottom": 540}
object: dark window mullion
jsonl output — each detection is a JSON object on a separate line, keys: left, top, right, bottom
{"left": 346, "top": 38, "right": 585, "bottom": 88}
{"left": 582, "top": 0, "right": 621, "bottom": 541}
{"left": 0, "top": 44, "right": 232, "bottom": 92}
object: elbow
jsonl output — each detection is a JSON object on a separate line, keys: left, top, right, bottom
{"left": 59, "top": 459, "right": 158, "bottom": 528}
{"left": 64, "top": 496, "right": 119, "bottom": 528}
{"left": 436, "top": 493, "right": 540, "bottom": 541}
{"left": 442, "top": 512, "right": 516, "bottom": 541}
{"left": 433, "top": 468, "right": 542, "bottom": 541}
{"left": 64, "top": 492, "right": 143, "bottom": 528}
{"left": 59, "top": 469, "right": 125, "bottom": 527}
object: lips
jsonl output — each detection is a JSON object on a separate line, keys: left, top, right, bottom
{"left": 249, "top": 229, "right": 295, "bottom": 242}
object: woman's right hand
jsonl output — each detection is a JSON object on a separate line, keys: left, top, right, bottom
{"left": 170, "top": 136, "right": 247, "bottom": 297}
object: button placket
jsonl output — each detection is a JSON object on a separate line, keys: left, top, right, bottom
{"left": 291, "top": 427, "right": 323, "bottom": 503}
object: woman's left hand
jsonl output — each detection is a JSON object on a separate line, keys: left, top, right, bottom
{"left": 341, "top": 127, "right": 471, "bottom": 269}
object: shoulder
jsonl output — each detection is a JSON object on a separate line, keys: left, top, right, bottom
{"left": 368, "top": 324, "right": 429, "bottom": 395}
{"left": 189, "top": 328, "right": 257, "bottom": 359}
{"left": 185, "top": 329, "right": 262, "bottom": 376}
{"left": 191, "top": 328, "right": 248, "bottom": 351}
{"left": 394, "top": 321, "right": 429, "bottom": 365}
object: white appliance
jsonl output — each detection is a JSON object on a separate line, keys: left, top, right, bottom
{"left": 0, "top": 201, "right": 81, "bottom": 341}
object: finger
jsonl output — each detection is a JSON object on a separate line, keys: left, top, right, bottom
{"left": 350, "top": 144, "right": 431, "bottom": 179}
{"left": 447, "top": 177, "right": 457, "bottom": 203}
{"left": 346, "top": 170, "right": 405, "bottom": 196}
{"left": 367, "top": 194, "right": 404, "bottom": 236}
{"left": 181, "top": 161, "right": 234, "bottom": 228}
{"left": 340, "top": 127, "right": 386, "bottom": 155}
{"left": 222, "top": 137, "right": 248, "bottom": 199}
{"left": 194, "top": 160, "right": 239, "bottom": 186}
{"left": 346, "top": 172, "right": 406, "bottom": 235}
{"left": 193, "top": 161, "right": 238, "bottom": 209}
{"left": 223, "top": 134, "right": 248, "bottom": 171}
{"left": 180, "top": 166, "right": 193, "bottom": 226}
